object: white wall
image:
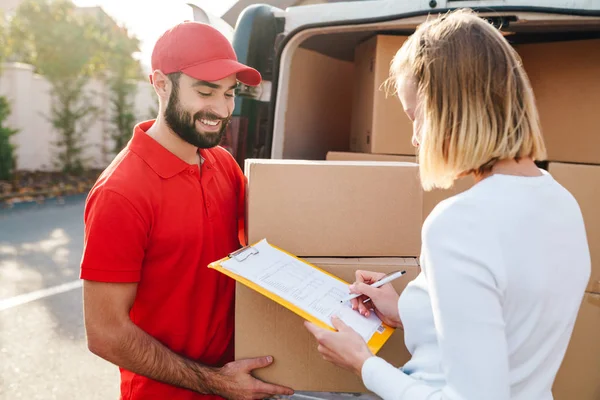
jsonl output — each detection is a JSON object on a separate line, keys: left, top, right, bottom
{"left": 0, "top": 62, "right": 158, "bottom": 171}
{"left": 0, "top": 0, "right": 23, "bottom": 13}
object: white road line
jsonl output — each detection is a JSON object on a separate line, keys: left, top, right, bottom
{"left": 0, "top": 280, "right": 82, "bottom": 311}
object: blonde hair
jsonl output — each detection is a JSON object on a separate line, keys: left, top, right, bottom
{"left": 387, "top": 9, "right": 547, "bottom": 190}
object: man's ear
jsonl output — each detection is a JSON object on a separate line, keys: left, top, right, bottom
{"left": 151, "top": 70, "right": 170, "bottom": 100}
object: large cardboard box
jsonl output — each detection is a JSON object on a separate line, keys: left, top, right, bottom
{"left": 552, "top": 292, "right": 600, "bottom": 400}
{"left": 245, "top": 159, "right": 422, "bottom": 257}
{"left": 548, "top": 162, "right": 600, "bottom": 293}
{"left": 326, "top": 152, "right": 475, "bottom": 221}
{"left": 235, "top": 257, "right": 421, "bottom": 392}
{"left": 517, "top": 39, "right": 600, "bottom": 164}
{"left": 350, "top": 35, "right": 414, "bottom": 156}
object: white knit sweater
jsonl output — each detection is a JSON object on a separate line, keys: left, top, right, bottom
{"left": 362, "top": 171, "right": 591, "bottom": 400}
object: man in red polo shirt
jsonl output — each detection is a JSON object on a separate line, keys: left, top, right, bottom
{"left": 79, "top": 22, "right": 294, "bottom": 400}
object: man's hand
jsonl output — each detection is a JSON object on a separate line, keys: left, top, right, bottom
{"left": 211, "top": 357, "right": 294, "bottom": 400}
{"left": 84, "top": 280, "right": 293, "bottom": 398}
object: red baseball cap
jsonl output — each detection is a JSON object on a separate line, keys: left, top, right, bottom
{"left": 150, "top": 21, "right": 261, "bottom": 87}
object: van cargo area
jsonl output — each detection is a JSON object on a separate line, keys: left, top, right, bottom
{"left": 270, "top": 12, "right": 600, "bottom": 162}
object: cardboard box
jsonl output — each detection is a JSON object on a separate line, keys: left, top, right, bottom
{"left": 517, "top": 39, "right": 600, "bottom": 164}
{"left": 245, "top": 159, "right": 422, "bottom": 257}
{"left": 350, "top": 35, "right": 414, "bottom": 156}
{"left": 326, "top": 151, "right": 415, "bottom": 163}
{"left": 552, "top": 292, "right": 600, "bottom": 400}
{"left": 235, "top": 257, "right": 421, "bottom": 392}
{"left": 548, "top": 162, "right": 600, "bottom": 293}
{"left": 325, "top": 152, "right": 475, "bottom": 220}
{"left": 283, "top": 48, "right": 355, "bottom": 160}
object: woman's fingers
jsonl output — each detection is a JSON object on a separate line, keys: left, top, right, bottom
{"left": 355, "top": 270, "right": 386, "bottom": 285}
{"left": 350, "top": 270, "right": 390, "bottom": 318}
{"left": 357, "top": 296, "right": 371, "bottom": 316}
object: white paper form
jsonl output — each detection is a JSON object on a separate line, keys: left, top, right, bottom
{"left": 222, "top": 239, "right": 384, "bottom": 341}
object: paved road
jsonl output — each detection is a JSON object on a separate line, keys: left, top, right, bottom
{"left": 0, "top": 196, "right": 119, "bottom": 399}
{"left": 0, "top": 197, "right": 378, "bottom": 400}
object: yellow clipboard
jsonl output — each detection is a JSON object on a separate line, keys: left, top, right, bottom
{"left": 208, "top": 239, "right": 395, "bottom": 354}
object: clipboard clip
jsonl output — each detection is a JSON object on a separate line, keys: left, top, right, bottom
{"left": 229, "top": 245, "right": 259, "bottom": 262}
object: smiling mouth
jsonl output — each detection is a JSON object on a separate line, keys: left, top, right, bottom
{"left": 200, "top": 118, "right": 220, "bottom": 127}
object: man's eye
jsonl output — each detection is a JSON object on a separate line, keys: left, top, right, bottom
{"left": 225, "top": 92, "right": 235, "bottom": 98}
{"left": 198, "top": 92, "right": 211, "bottom": 97}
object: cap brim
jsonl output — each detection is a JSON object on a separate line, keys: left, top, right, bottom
{"left": 182, "top": 59, "right": 262, "bottom": 87}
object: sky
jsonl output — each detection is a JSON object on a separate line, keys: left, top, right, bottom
{"left": 72, "top": 0, "right": 238, "bottom": 70}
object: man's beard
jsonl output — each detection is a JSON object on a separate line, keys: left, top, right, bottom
{"left": 164, "top": 88, "right": 230, "bottom": 149}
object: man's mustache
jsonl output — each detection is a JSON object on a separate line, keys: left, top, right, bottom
{"left": 193, "top": 111, "right": 229, "bottom": 123}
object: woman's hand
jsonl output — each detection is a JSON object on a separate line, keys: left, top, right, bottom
{"left": 304, "top": 317, "right": 373, "bottom": 376}
{"left": 350, "top": 270, "right": 402, "bottom": 329}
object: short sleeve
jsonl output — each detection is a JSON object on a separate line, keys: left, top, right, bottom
{"left": 80, "top": 188, "right": 149, "bottom": 282}
{"left": 236, "top": 167, "right": 247, "bottom": 247}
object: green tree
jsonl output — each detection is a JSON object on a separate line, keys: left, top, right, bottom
{"left": 78, "top": 7, "right": 143, "bottom": 156}
{"left": 0, "top": 11, "right": 19, "bottom": 182}
{"left": 0, "top": 97, "right": 19, "bottom": 181}
{"left": 9, "top": 0, "right": 104, "bottom": 174}
{"left": 103, "top": 26, "right": 143, "bottom": 154}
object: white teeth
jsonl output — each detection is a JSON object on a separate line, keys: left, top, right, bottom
{"left": 200, "top": 119, "right": 219, "bottom": 126}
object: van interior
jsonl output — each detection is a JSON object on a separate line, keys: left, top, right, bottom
{"left": 270, "top": 12, "right": 600, "bottom": 161}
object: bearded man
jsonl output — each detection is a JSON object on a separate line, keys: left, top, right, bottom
{"left": 79, "top": 21, "right": 294, "bottom": 400}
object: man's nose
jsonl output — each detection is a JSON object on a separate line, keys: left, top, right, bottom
{"left": 210, "top": 99, "right": 231, "bottom": 119}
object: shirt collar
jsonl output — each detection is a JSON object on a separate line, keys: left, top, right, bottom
{"left": 129, "top": 120, "right": 214, "bottom": 179}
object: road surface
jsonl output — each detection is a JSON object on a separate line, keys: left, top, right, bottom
{"left": 0, "top": 196, "right": 119, "bottom": 399}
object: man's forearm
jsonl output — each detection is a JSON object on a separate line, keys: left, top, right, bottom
{"left": 95, "top": 321, "right": 224, "bottom": 395}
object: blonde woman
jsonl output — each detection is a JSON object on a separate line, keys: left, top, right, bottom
{"left": 305, "top": 9, "right": 591, "bottom": 400}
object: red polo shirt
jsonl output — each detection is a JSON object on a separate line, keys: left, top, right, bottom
{"left": 80, "top": 120, "right": 246, "bottom": 400}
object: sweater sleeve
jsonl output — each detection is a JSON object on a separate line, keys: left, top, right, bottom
{"left": 362, "top": 201, "right": 510, "bottom": 400}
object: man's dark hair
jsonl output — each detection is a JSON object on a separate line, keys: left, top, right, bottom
{"left": 167, "top": 72, "right": 182, "bottom": 89}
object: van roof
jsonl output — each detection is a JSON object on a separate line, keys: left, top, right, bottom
{"left": 278, "top": 0, "right": 600, "bottom": 33}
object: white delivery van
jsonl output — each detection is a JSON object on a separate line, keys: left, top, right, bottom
{"left": 203, "top": 1, "right": 600, "bottom": 399}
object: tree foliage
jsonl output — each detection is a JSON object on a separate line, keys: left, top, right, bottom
{"left": 102, "top": 24, "right": 143, "bottom": 154}
{"left": 0, "top": 97, "right": 19, "bottom": 181}
{"left": 8, "top": 0, "right": 143, "bottom": 172}
{"left": 0, "top": 11, "right": 18, "bottom": 182}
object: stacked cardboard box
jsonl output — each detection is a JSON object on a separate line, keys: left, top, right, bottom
{"left": 516, "top": 39, "right": 600, "bottom": 399}
{"left": 245, "top": 159, "right": 422, "bottom": 257}
{"left": 326, "top": 152, "right": 475, "bottom": 221}
{"left": 238, "top": 159, "right": 426, "bottom": 392}
{"left": 546, "top": 163, "right": 600, "bottom": 400}
{"left": 551, "top": 292, "right": 600, "bottom": 400}
{"left": 350, "top": 35, "right": 413, "bottom": 156}
{"left": 517, "top": 39, "right": 600, "bottom": 165}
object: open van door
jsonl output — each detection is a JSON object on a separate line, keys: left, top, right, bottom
{"left": 190, "top": 3, "right": 282, "bottom": 168}
{"left": 211, "top": 5, "right": 283, "bottom": 167}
